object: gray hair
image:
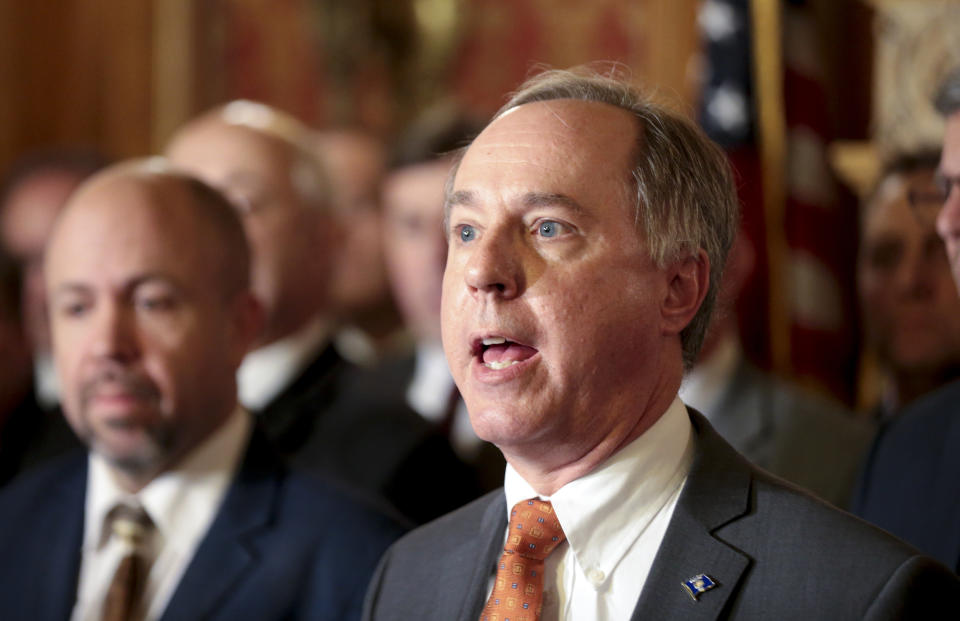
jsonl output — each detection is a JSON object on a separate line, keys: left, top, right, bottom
{"left": 935, "top": 69, "right": 960, "bottom": 117}
{"left": 477, "top": 66, "right": 740, "bottom": 368}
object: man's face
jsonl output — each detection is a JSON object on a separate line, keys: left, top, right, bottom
{"left": 166, "top": 121, "right": 332, "bottom": 342}
{"left": 937, "top": 112, "right": 960, "bottom": 289}
{"left": 859, "top": 169, "right": 960, "bottom": 374}
{"left": 0, "top": 170, "right": 85, "bottom": 354}
{"left": 46, "top": 175, "right": 251, "bottom": 480}
{"left": 442, "top": 100, "right": 675, "bottom": 456}
{"left": 316, "top": 131, "right": 390, "bottom": 315}
{"left": 382, "top": 159, "right": 451, "bottom": 343}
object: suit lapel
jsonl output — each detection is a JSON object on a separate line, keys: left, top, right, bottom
{"left": 632, "top": 411, "right": 753, "bottom": 621}
{"left": 159, "top": 430, "right": 280, "bottom": 621}
{"left": 35, "top": 454, "right": 87, "bottom": 620}
{"left": 456, "top": 494, "right": 508, "bottom": 621}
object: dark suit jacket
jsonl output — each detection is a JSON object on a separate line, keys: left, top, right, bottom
{"left": 0, "top": 391, "right": 81, "bottom": 487}
{"left": 706, "top": 358, "right": 875, "bottom": 508}
{"left": 355, "top": 352, "right": 506, "bottom": 493}
{"left": 852, "top": 379, "right": 960, "bottom": 572}
{"left": 0, "top": 425, "right": 405, "bottom": 621}
{"left": 364, "top": 411, "right": 960, "bottom": 620}
{"left": 262, "top": 343, "right": 484, "bottom": 524}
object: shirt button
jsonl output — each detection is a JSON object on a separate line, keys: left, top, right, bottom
{"left": 587, "top": 567, "right": 605, "bottom": 585}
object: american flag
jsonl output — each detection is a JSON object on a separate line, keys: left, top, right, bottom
{"left": 698, "top": 0, "right": 859, "bottom": 402}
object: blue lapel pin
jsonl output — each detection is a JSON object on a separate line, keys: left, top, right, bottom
{"left": 682, "top": 574, "right": 718, "bottom": 601}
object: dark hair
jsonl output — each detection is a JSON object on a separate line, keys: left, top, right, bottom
{"left": 0, "top": 147, "right": 108, "bottom": 210}
{"left": 390, "top": 103, "right": 486, "bottom": 170}
{"left": 0, "top": 245, "right": 21, "bottom": 323}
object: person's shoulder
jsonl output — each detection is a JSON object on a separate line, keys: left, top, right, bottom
{"left": 386, "top": 489, "right": 502, "bottom": 552}
{"left": 0, "top": 449, "right": 86, "bottom": 558}
{"left": 274, "top": 466, "right": 409, "bottom": 547}
{"left": 879, "top": 379, "right": 960, "bottom": 445}
{"left": 722, "top": 468, "right": 960, "bottom": 615}
{"left": 0, "top": 449, "right": 85, "bottom": 512}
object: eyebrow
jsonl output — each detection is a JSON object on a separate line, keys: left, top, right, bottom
{"left": 444, "top": 190, "right": 584, "bottom": 213}
{"left": 52, "top": 274, "right": 184, "bottom": 298}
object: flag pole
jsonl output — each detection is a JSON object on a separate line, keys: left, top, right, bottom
{"left": 749, "top": 0, "right": 791, "bottom": 376}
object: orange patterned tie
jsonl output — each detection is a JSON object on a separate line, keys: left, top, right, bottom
{"left": 480, "top": 499, "right": 566, "bottom": 621}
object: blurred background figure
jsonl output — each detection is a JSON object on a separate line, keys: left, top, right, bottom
{"left": 166, "top": 101, "right": 473, "bottom": 523}
{"left": 0, "top": 245, "right": 78, "bottom": 486}
{"left": 680, "top": 228, "right": 874, "bottom": 508}
{"left": 856, "top": 153, "right": 960, "bottom": 420}
{"left": 166, "top": 101, "right": 342, "bottom": 425}
{"left": 314, "top": 128, "right": 403, "bottom": 365}
{"left": 0, "top": 150, "right": 107, "bottom": 409}
{"left": 852, "top": 69, "right": 960, "bottom": 572}
{"left": 375, "top": 103, "right": 504, "bottom": 492}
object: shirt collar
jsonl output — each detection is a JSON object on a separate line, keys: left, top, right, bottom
{"left": 407, "top": 341, "right": 456, "bottom": 421}
{"left": 83, "top": 406, "right": 252, "bottom": 554}
{"left": 238, "top": 317, "right": 331, "bottom": 410}
{"left": 504, "top": 396, "right": 694, "bottom": 587}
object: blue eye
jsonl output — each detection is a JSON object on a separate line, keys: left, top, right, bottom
{"left": 459, "top": 224, "right": 476, "bottom": 242}
{"left": 539, "top": 221, "right": 560, "bottom": 238}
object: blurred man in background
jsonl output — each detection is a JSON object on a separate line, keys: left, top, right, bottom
{"left": 853, "top": 70, "right": 960, "bottom": 572}
{"left": 681, "top": 229, "right": 873, "bottom": 508}
{"left": 167, "top": 102, "right": 472, "bottom": 523}
{"left": 377, "top": 104, "right": 503, "bottom": 492}
{"left": 857, "top": 153, "right": 960, "bottom": 419}
{"left": 314, "top": 129, "right": 403, "bottom": 365}
{"left": 0, "top": 245, "right": 76, "bottom": 485}
{"left": 0, "top": 149, "right": 107, "bottom": 409}
{"left": 0, "top": 162, "right": 402, "bottom": 620}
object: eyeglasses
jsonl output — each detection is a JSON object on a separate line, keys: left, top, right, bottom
{"left": 907, "top": 172, "right": 960, "bottom": 224}
{"left": 936, "top": 172, "right": 960, "bottom": 202}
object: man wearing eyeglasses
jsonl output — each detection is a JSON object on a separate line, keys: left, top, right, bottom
{"left": 853, "top": 69, "right": 960, "bottom": 573}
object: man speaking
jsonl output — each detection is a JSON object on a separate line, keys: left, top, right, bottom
{"left": 363, "top": 67, "right": 959, "bottom": 620}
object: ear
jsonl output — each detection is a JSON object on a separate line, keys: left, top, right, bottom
{"left": 227, "top": 291, "right": 265, "bottom": 366}
{"left": 661, "top": 249, "right": 709, "bottom": 337}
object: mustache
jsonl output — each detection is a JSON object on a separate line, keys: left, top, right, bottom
{"left": 80, "top": 365, "right": 161, "bottom": 406}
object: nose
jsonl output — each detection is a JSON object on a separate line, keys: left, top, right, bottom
{"left": 898, "top": 245, "right": 935, "bottom": 299}
{"left": 936, "top": 184, "right": 960, "bottom": 246}
{"left": 463, "top": 229, "right": 524, "bottom": 299}
{"left": 89, "top": 302, "right": 138, "bottom": 363}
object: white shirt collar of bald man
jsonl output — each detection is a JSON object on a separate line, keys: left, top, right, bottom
{"left": 73, "top": 407, "right": 251, "bottom": 621}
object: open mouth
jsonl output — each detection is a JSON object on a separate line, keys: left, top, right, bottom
{"left": 475, "top": 335, "right": 538, "bottom": 370}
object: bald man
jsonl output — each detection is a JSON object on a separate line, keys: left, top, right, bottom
{"left": 0, "top": 162, "right": 402, "bottom": 621}
{"left": 167, "top": 103, "right": 475, "bottom": 524}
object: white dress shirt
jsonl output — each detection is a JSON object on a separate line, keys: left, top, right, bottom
{"left": 71, "top": 408, "right": 251, "bottom": 621}
{"left": 34, "top": 351, "right": 60, "bottom": 409}
{"left": 406, "top": 341, "right": 483, "bottom": 459}
{"left": 500, "top": 397, "right": 694, "bottom": 620}
{"left": 237, "top": 317, "right": 330, "bottom": 411}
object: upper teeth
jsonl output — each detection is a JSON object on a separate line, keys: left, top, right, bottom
{"left": 482, "top": 336, "right": 507, "bottom": 346}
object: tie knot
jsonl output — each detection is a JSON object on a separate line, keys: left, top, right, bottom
{"left": 504, "top": 498, "right": 565, "bottom": 561}
{"left": 108, "top": 503, "right": 154, "bottom": 548}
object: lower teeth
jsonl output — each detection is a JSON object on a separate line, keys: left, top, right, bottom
{"left": 484, "top": 360, "right": 517, "bottom": 370}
